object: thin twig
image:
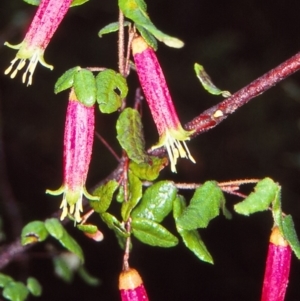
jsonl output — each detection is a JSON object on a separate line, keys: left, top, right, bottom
{"left": 95, "top": 131, "right": 121, "bottom": 162}
{"left": 118, "top": 9, "right": 125, "bottom": 77}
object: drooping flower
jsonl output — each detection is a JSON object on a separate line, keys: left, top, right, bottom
{"left": 119, "top": 268, "right": 150, "bottom": 301}
{"left": 46, "top": 89, "right": 98, "bottom": 223}
{"left": 132, "top": 35, "right": 195, "bottom": 173}
{"left": 261, "top": 226, "right": 292, "bottom": 301}
{"left": 4, "top": 0, "right": 73, "bottom": 86}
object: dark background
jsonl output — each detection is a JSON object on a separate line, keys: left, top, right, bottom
{"left": 0, "top": 0, "right": 300, "bottom": 300}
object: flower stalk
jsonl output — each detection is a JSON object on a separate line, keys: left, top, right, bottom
{"left": 4, "top": 0, "right": 72, "bottom": 85}
{"left": 119, "top": 268, "right": 150, "bottom": 301}
{"left": 131, "top": 35, "right": 195, "bottom": 172}
{"left": 46, "top": 89, "right": 98, "bottom": 223}
{"left": 261, "top": 226, "right": 292, "bottom": 301}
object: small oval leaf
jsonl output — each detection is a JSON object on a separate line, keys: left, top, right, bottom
{"left": 54, "top": 66, "right": 80, "bottom": 94}
{"left": 74, "top": 69, "right": 97, "bottom": 106}
{"left": 98, "top": 21, "right": 130, "bottom": 37}
{"left": 21, "top": 221, "right": 49, "bottom": 245}
{"left": 3, "top": 282, "right": 29, "bottom": 301}
{"left": 131, "top": 218, "right": 178, "bottom": 247}
{"left": 45, "top": 218, "right": 84, "bottom": 262}
{"left": 0, "top": 273, "right": 13, "bottom": 288}
{"left": 45, "top": 218, "right": 64, "bottom": 240}
{"left": 26, "top": 277, "right": 42, "bottom": 297}
{"left": 132, "top": 181, "right": 177, "bottom": 223}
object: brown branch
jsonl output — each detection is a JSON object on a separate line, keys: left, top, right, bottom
{"left": 1, "top": 51, "right": 300, "bottom": 271}
{"left": 185, "top": 51, "right": 300, "bottom": 136}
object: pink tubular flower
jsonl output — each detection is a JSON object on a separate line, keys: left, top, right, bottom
{"left": 132, "top": 36, "right": 195, "bottom": 173}
{"left": 119, "top": 268, "right": 149, "bottom": 301}
{"left": 4, "top": 0, "right": 72, "bottom": 86}
{"left": 46, "top": 89, "right": 98, "bottom": 223}
{"left": 261, "top": 226, "right": 292, "bottom": 301}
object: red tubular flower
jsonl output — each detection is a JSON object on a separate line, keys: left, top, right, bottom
{"left": 46, "top": 89, "right": 98, "bottom": 223}
{"left": 131, "top": 35, "right": 195, "bottom": 173}
{"left": 4, "top": 0, "right": 72, "bottom": 85}
{"left": 261, "top": 226, "right": 292, "bottom": 301}
{"left": 119, "top": 268, "right": 149, "bottom": 301}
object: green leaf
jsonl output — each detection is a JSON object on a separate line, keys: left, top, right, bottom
{"left": 173, "top": 195, "right": 213, "bottom": 264}
{"left": 90, "top": 180, "right": 119, "bottom": 213}
{"left": 77, "top": 224, "right": 98, "bottom": 234}
{"left": 116, "top": 108, "right": 148, "bottom": 163}
{"left": 59, "top": 233, "right": 84, "bottom": 263}
{"left": 177, "top": 181, "right": 225, "bottom": 230}
{"left": 121, "top": 171, "right": 143, "bottom": 221}
{"left": 194, "top": 63, "right": 231, "bottom": 97}
{"left": 98, "top": 21, "right": 131, "bottom": 37}
{"left": 119, "top": 0, "right": 184, "bottom": 48}
{"left": 23, "top": 0, "right": 39, "bottom": 5}
{"left": 131, "top": 218, "right": 178, "bottom": 247}
{"left": 116, "top": 185, "right": 125, "bottom": 203}
{"left": 282, "top": 215, "right": 300, "bottom": 259}
{"left": 96, "top": 69, "right": 128, "bottom": 113}
{"left": 101, "top": 213, "right": 128, "bottom": 238}
{"left": 132, "top": 181, "right": 177, "bottom": 223}
{"left": 45, "top": 218, "right": 64, "bottom": 240}
{"left": 26, "top": 278, "right": 42, "bottom": 297}
{"left": 129, "top": 156, "right": 167, "bottom": 181}
{"left": 78, "top": 266, "right": 101, "bottom": 286}
{"left": 70, "top": 0, "right": 89, "bottom": 7}
{"left": 53, "top": 256, "right": 74, "bottom": 283}
{"left": 0, "top": 273, "right": 13, "bottom": 288}
{"left": 23, "top": 0, "right": 88, "bottom": 6}
{"left": 74, "top": 69, "right": 97, "bottom": 106}
{"left": 3, "top": 282, "right": 29, "bottom": 301}
{"left": 21, "top": 220, "right": 49, "bottom": 245}
{"left": 45, "top": 218, "right": 84, "bottom": 262}
{"left": 54, "top": 67, "right": 80, "bottom": 94}
{"left": 135, "top": 24, "right": 158, "bottom": 50}
{"left": 234, "top": 178, "right": 279, "bottom": 216}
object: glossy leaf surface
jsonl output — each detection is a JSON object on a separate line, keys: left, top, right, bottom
{"left": 131, "top": 218, "right": 178, "bottom": 247}
{"left": 54, "top": 67, "right": 80, "bottom": 94}
{"left": 131, "top": 181, "right": 177, "bottom": 223}
{"left": 74, "top": 69, "right": 97, "bottom": 106}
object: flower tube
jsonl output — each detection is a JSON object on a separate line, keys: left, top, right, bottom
{"left": 46, "top": 89, "right": 98, "bottom": 223}
{"left": 4, "top": 0, "right": 72, "bottom": 85}
{"left": 261, "top": 226, "right": 292, "bottom": 301}
{"left": 131, "top": 35, "right": 195, "bottom": 173}
{"left": 119, "top": 268, "right": 149, "bottom": 301}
